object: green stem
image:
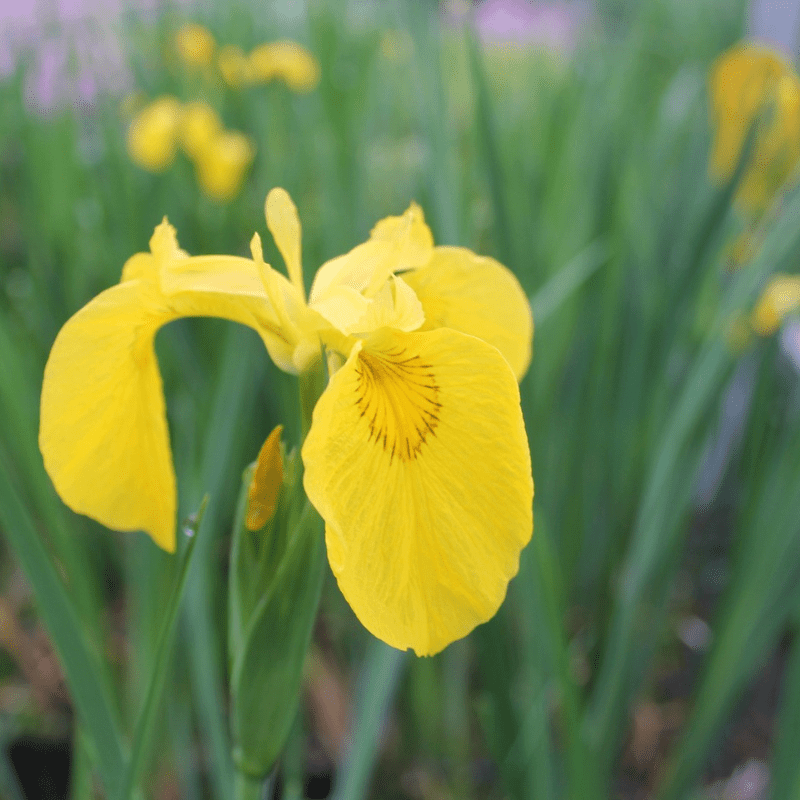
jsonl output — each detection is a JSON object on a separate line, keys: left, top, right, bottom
{"left": 234, "top": 772, "right": 265, "bottom": 800}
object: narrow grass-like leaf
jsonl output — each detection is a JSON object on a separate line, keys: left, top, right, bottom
{"left": 0, "top": 448, "right": 127, "bottom": 797}
{"left": 114, "top": 499, "right": 203, "bottom": 800}
{"left": 530, "top": 240, "right": 609, "bottom": 327}
{"left": 770, "top": 611, "right": 800, "bottom": 799}
{"left": 330, "top": 640, "right": 407, "bottom": 800}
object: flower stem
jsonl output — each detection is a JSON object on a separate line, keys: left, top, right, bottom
{"left": 234, "top": 771, "right": 265, "bottom": 800}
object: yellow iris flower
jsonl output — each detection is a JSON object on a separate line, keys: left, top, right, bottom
{"left": 247, "top": 41, "right": 320, "bottom": 93}
{"left": 175, "top": 23, "right": 216, "bottom": 69}
{"left": 192, "top": 130, "right": 255, "bottom": 202}
{"left": 126, "top": 96, "right": 183, "bottom": 172}
{"left": 709, "top": 42, "right": 800, "bottom": 215}
{"left": 751, "top": 274, "right": 800, "bottom": 335}
{"left": 39, "top": 189, "right": 534, "bottom": 655}
{"left": 218, "top": 44, "right": 253, "bottom": 89}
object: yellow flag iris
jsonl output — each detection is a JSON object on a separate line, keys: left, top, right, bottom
{"left": 751, "top": 274, "right": 800, "bottom": 335}
{"left": 39, "top": 189, "right": 534, "bottom": 655}
{"left": 709, "top": 42, "right": 800, "bottom": 215}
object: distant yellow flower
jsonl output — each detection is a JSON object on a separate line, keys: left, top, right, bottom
{"left": 218, "top": 44, "right": 253, "bottom": 88}
{"left": 751, "top": 274, "right": 800, "bottom": 335}
{"left": 175, "top": 23, "right": 216, "bottom": 69}
{"left": 126, "top": 96, "right": 183, "bottom": 172}
{"left": 193, "top": 130, "right": 255, "bottom": 201}
{"left": 39, "top": 189, "right": 533, "bottom": 655}
{"left": 248, "top": 41, "right": 320, "bottom": 93}
{"left": 709, "top": 42, "right": 800, "bottom": 215}
{"left": 179, "top": 101, "right": 222, "bottom": 161}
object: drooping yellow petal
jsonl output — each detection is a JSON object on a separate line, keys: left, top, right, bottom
{"left": 40, "top": 221, "right": 299, "bottom": 551}
{"left": 126, "top": 96, "right": 183, "bottom": 173}
{"left": 309, "top": 203, "right": 434, "bottom": 303}
{"left": 302, "top": 327, "right": 533, "bottom": 656}
{"left": 40, "top": 280, "right": 179, "bottom": 551}
{"left": 751, "top": 273, "right": 800, "bottom": 335}
{"left": 246, "top": 425, "right": 284, "bottom": 531}
{"left": 266, "top": 188, "right": 305, "bottom": 298}
{"left": 403, "top": 246, "right": 533, "bottom": 380}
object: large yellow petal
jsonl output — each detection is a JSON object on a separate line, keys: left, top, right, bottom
{"left": 403, "top": 246, "right": 533, "bottom": 380}
{"left": 40, "top": 222, "right": 302, "bottom": 551}
{"left": 40, "top": 281, "right": 178, "bottom": 551}
{"left": 302, "top": 327, "right": 533, "bottom": 655}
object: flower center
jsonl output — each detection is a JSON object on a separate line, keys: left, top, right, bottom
{"left": 355, "top": 347, "right": 441, "bottom": 463}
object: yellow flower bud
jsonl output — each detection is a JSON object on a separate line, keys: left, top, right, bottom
{"left": 246, "top": 425, "right": 284, "bottom": 531}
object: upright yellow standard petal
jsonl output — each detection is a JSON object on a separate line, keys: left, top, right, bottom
{"left": 403, "top": 246, "right": 533, "bottom": 380}
{"left": 309, "top": 203, "right": 434, "bottom": 304}
{"left": 302, "top": 327, "right": 533, "bottom": 656}
{"left": 40, "top": 221, "right": 297, "bottom": 551}
{"left": 266, "top": 188, "right": 304, "bottom": 297}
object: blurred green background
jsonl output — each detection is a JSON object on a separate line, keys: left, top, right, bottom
{"left": 3, "top": 0, "right": 800, "bottom": 798}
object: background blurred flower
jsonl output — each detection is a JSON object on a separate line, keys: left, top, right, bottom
{"left": 470, "top": 0, "right": 589, "bottom": 53}
{"left": 193, "top": 129, "right": 255, "bottom": 201}
{"left": 751, "top": 273, "right": 800, "bottom": 335}
{"left": 709, "top": 43, "right": 800, "bottom": 215}
{"left": 247, "top": 40, "right": 320, "bottom": 92}
{"left": 179, "top": 100, "right": 222, "bottom": 160}
{"left": 174, "top": 22, "right": 216, "bottom": 69}
{"left": 126, "top": 95, "right": 183, "bottom": 172}
{"left": 218, "top": 43, "right": 252, "bottom": 88}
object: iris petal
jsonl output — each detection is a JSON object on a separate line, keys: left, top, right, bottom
{"left": 302, "top": 327, "right": 533, "bottom": 655}
{"left": 403, "top": 246, "right": 533, "bottom": 380}
{"left": 40, "top": 222, "right": 294, "bottom": 550}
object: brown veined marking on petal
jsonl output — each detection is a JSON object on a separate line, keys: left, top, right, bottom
{"left": 355, "top": 346, "right": 442, "bottom": 464}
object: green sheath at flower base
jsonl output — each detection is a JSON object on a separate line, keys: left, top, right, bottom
{"left": 228, "top": 422, "right": 326, "bottom": 780}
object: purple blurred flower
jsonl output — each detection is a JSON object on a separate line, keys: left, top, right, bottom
{"left": 0, "top": 0, "right": 187, "bottom": 112}
{"left": 471, "top": 0, "right": 590, "bottom": 53}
